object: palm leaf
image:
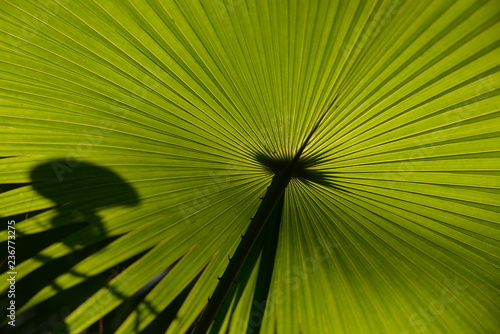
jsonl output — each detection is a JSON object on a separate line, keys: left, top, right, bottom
{"left": 0, "top": 0, "right": 499, "bottom": 333}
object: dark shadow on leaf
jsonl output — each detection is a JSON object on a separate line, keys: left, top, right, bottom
{"left": 253, "top": 151, "right": 347, "bottom": 191}
{"left": 0, "top": 160, "right": 143, "bottom": 332}
{"left": 30, "top": 160, "right": 140, "bottom": 249}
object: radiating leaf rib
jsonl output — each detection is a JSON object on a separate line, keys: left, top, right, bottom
{"left": 1, "top": 0, "right": 499, "bottom": 333}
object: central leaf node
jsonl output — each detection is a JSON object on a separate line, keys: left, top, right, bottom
{"left": 255, "top": 153, "right": 310, "bottom": 178}
{"left": 253, "top": 152, "right": 334, "bottom": 188}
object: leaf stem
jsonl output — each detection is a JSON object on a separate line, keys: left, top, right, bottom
{"left": 193, "top": 98, "right": 337, "bottom": 332}
{"left": 192, "top": 167, "right": 292, "bottom": 333}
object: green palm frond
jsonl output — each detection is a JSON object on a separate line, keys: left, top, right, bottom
{"left": 0, "top": 0, "right": 499, "bottom": 333}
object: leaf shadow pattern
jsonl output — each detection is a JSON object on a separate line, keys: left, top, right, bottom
{"left": 24, "top": 160, "right": 143, "bottom": 332}
{"left": 30, "top": 160, "right": 140, "bottom": 248}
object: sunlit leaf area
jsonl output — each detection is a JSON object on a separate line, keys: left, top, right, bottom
{"left": 0, "top": 0, "right": 499, "bottom": 333}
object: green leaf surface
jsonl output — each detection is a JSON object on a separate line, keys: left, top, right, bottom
{"left": 0, "top": 0, "right": 498, "bottom": 333}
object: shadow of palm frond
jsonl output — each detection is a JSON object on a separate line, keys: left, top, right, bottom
{"left": 4, "top": 160, "right": 144, "bottom": 333}
{"left": 31, "top": 160, "right": 140, "bottom": 248}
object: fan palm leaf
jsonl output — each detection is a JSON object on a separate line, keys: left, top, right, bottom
{"left": 0, "top": 0, "right": 499, "bottom": 333}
